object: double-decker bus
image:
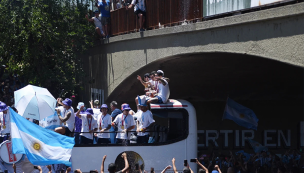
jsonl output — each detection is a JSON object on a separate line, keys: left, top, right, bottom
{"left": 72, "top": 99, "right": 198, "bottom": 173}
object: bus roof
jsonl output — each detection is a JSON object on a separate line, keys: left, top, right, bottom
{"left": 150, "top": 99, "right": 189, "bottom": 109}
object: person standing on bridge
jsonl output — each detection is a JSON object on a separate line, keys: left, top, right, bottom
{"left": 96, "top": 0, "right": 112, "bottom": 38}
{"left": 128, "top": 0, "right": 146, "bottom": 32}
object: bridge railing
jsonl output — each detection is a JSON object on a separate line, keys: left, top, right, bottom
{"left": 110, "top": 0, "right": 203, "bottom": 36}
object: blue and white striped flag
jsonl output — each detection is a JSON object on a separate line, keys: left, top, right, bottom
{"left": 39, "top": 112, "right": 62, "bottom": 130}
{"left": 223, "top": 97, "right": 259, "bottom": 130}
{"left": 9, "top": 108, "right": 74, "bottom": 166}
{"left": 248, "top": 139, "right": 268, "bottom": 153}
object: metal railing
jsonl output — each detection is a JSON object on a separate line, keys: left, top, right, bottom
{"left": 110, "top": 0, "right": 203, "bottom": 35}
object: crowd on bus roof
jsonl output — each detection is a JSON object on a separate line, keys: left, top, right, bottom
{"left": 85, "top": 0, "right": 147, "bottom": 39}
{"left": 0, "top": 69, "right": 170, "bottom": 147}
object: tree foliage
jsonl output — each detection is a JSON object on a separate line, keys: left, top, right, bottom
{"left": 0, "top": 0, "right": 95, "bottom": 96}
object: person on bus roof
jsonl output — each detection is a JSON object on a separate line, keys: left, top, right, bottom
{"left": 136, "top": 96, "right": 155, "bottom": 144}
{"left": 0, "top": 101, "right": 10, "bottom": 143}
{"left": 76, "top": 106, "right": 98, "bottom": 144}
{"left": 55, "top": 98, "right": 75, "bottom": 137}
{"left": 110, "top": 101, "right": 122, "bottom": 144}
{"left": 121, "top": 103, "right": 135, "bottom": 115}
{"left": 95, "top": 104, "right": 112, "bottom": 144}
{"left": 90, "top": 99, "right": 101, "bottom": 119}
{"left": 112, "top": 104, "right": 135, "bottom": 145}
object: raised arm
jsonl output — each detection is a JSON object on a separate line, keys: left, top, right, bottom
{"left": 89, "top": 100, "right": 94, "bottom": 108}
{"left": 196, "top": 158, "right": 209, "bottom": 173}
{"left": 161, "top": 165, "right": 172, "bottom": 173}
{"left": 137, "top": 75, "right": 149, "bottom": 87}
{"left": 172, "top": 158, "right": 178, "bottom": 173}
{"left": 121, "top": 153, "right": 129, "bottom": 173}
{"left": 85, "top": 15, "right": 94, "bottom": 22}
{"left": 76, "top": 106, "right": 84, "bottom": 118}
{"left": 37, "top": 166, "right": 43, "bottom": 173}
{"left": 101, "top": 155, "right": 107, "bottom": 173}
{"left": 66, "top": 167, "right": 71, "bottom": 173}
{"left": 187, "top": 164, "right": 194, "bottom": 173}
{"left": 156, "top": 77, "right": 168, "bottom": 86}
{"left": 13, "top": 163, "right": 16, "bottom": 173}
{"left": 47, "top": 165, "right": 52, "bottom": 173}
{"left": 214, "top": 165, "right": 222, "bottom": 173}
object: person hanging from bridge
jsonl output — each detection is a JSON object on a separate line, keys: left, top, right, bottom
{"left": 55, "top": 98, "right": 75, "bottom": 137}
{"left": 0, "top": 101, "right": 10, "bottom": 143}
{"left": 86, "top": 10, "right": 105, "bottom": 39}
{"left": 95, "top": 104, "right": 112, "bottom": 144}
{"left": 128, "top": 0, "right": 146, "bottom": 32}
{"left": 76, "top": 106, "right": 98, "bottom": 144}
{"left": 112, "top": 104, "right": 135, "bottom": 145}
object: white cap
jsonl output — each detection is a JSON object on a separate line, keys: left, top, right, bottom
{"left": 77, "top": 102, "right": 84, "bottom": 109}
{"left": 157, "top": 70, "right": 164, "bottom": 76}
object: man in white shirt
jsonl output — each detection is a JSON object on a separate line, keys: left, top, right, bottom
{"left": 147, "top": 70, "right": 170, "bottom": 104}
{"left": 55, "top": 98, "right": 75, "bottom": 137}
{"left": 128, "top": 0, "right": 146, "bottom": 32}
{"left": 0, "top": 101, "right": 10, "bottom": 143}
{"left": 85, "top": 10, "right": 105, "bottom": 38}
{"left": 96, "top": 104, "right": 112, "bottom": 144}
{"left": 90, "top": 99, "right": 101, "bottom": 119}
{"left": 112, "top": 104, "right": 135, "bottom": 144}
{"left": 76, "top": 107, "right": 98, "bottom": 144}
{"left": 136, "top": 97, "right": 155, "bottom": 144}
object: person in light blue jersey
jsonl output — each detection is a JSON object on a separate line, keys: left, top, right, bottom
{"left": 128, "top": 0, "right": 146, "bottom": 32}
{"left": 95, "top": 0, "right": 112, "bottom": 38}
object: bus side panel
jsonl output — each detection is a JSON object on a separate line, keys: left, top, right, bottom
{"left": 72, "top": 140, "right": 187, "bottom": 173}
{"left": 184, "top": 100, "right": 198, "bottom": 172}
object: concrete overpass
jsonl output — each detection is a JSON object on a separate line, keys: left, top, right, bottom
{"left": 78, "top": 2, "right": 304, "bottom": 151}
{"left": 79, "top": 2, "right": 304, "bottom": 103}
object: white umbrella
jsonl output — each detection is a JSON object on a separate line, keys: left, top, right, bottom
{"left": 14, "top": 85, "right": 57, "bottom": 120}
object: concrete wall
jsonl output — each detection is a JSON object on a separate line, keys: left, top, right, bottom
{"left": 78, "top": 2, "right": 304, "bottom": 103}
{"left": 76, "top": 2, "right": 304, "bottom": 154}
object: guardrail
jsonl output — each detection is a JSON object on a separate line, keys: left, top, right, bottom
{"left": 110, "top": 0, "right": 202, "bottom": 35}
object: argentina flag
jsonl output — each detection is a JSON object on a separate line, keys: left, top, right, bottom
{"left": 223, "top": 98, "right": 259, "bottom": 130}
{"left": 9, "top": 108, "right": 74, "bottom": 166}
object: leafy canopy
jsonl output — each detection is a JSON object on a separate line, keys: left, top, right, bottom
{"left": 0, "top": 0, "right": 95, "bottom": 96}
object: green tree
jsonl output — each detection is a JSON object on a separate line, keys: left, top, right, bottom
{"left": 0, "top": 0, "right": 95, "bottom": 96}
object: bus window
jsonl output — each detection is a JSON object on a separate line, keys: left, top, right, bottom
{"left": 151, "top": 109, "right": 189, "bottom": 144}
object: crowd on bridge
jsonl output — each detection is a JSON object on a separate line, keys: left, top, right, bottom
{"left": 86, "top": 0, "right": 146, "bottom": 39}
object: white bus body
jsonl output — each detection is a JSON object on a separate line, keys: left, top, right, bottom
{"left": 71, "top": 99, "right": 197, "bottom": 173}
